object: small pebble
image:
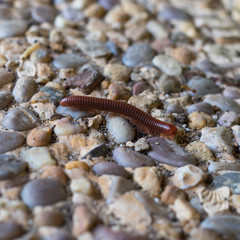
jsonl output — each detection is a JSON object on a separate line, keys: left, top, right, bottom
{"left": 30, "top": 48, "right": 52, "bottom": 64}
{"left": 170, "top": 46, "right": 196, "bottom": 64}
{"left": 223, "top": 86, "right": 240, "bottom": 99}
{"left": 156, "top": 75, "right": 181, "bottom": 93}
{"left": 166, "top": 103, "right": 184, "bottom": 114}
{"left": 232, "top": 125, "right": 240, "bottom": 146}
{"left": 27, "top": 127, "right": 52, "bottom": 147}
{"left": 186, "top": 102, "right": 215, "bottom": 115}
{"left": 70, "top": 177, "right": 93, "bottom": 195}
{"left": 22, "top": 147, "right": 56, "bottom": 170}
{"left": 108, "top": 82, "right": 131, "bottom": 100}
{"left": 81, "top": 143, "right": 108, "bottom": 159}
{"left": 147, "top": 137, "right": 196, "bottom": 167}
{"left": 188, "top": 112, "right": 215, "bottom": 130}
{"left": 0, "top": 91, "right": 12, "bottom": 110}
{"left": 134, "top": 138, "right": 149, "bottom": 152}
{"left": 112, "top": 147, "right": 155, "bottom": 169}
{"left": 218, "top": 111, "right": 239, "bottom": 127}
{"left": 0, "top": 221, "right": 25, "bottom": 240}
{"left": 104, "top": 63, "right": 130, "bottom": 82}
{"left": 208, "top": 162, "right": 240, "bottom": 173}
{"left": 106, "top": 115, "right": 135, "bottom": 143}
{"left": 159, "top": 6, "right": 192, "bottom": 21}
{"left": 0, "top": 131, "right": 25, "bottom": 153}
{"left": 99, "top": 0, "right": 119, "bottom": 10}
{"left": 21, "top": 178, "right": 66, "bottom": 208}
{"left": 132, "top": 81, "right": 152, "bottom": 95}
{"left": 41, "top": 165, "right": 67, "bottom": 185}
{"left": 0, "top": 68, "right": 14, "bottom": 88}
{"left": 31, "top": 5, "right": 57, "bottom": 23}
{"left": 65, "top": 161, "right": 90, "bottom": 171}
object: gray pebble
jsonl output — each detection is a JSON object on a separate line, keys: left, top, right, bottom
{"left": 147, "top": 137, "right": 196, "bottom": 167}
{"left": 12, "top": 77, "right": 36, "bottom": 103}
{"left": 0, "top": 91, "right": 12, "bottom": 110}
{"left": 122, "top": 42, "right": 155, "bottom": 67}
{"left": 99, "top": 0, "right": 119, "bottom": 10}
{"left": 204, "top": 94, "right": 240, "bottom": 113}
{"left": 223, "top": 87, "right": 240, "bottom": 99}
{"left": 31, "top": 5, "right": 57, "bottom": 23}
{"left": 132, "top": 81, "right": 152, "bottom": 95}
{"left": 196, "top": 59, "right": 220, "bottom": 74}
{"left": 61, "top": 6, "right": 84, "bottom": 22}
{"left": 42, "top": 230, "right": 76, "bottom": 240}
{"left": 187, "top": 76, "right": 221, "bottom": 97}
{"left": 201, "top": 214, "right": 240, "bottom": 240}
{"left": 159, "top": 6, "right": 192, "bottom": 21}
{"left": 2, "top": 107, "right": 38, "bottom": 131}
{"left": 218, "top": 111, "right": 239, "bottom": 127}
{"left": 30, "top": 48, "right": 52, "bottom": 64}
{"left": 186, "top": 102, "right": 214, "bottom": 115}
{"left": 0, "top": 68, "right": 14, "bottom": 88}
{"left": 0, "top": 20, "right": 28, "bottom": 39}
{"left": 156, "top": 75, "right": 181, "bottom": 93}
{"left": 21, "top": 178, "right": 66, "bottom": 208}
{"left": 0, "top": 154, "right": 27, "bottom": 180}
{"left": 0, "top": 131, "right": 25, "bottom": 153}
{"left": 166, "top": 103, "right": 184, "bottom": 114}
{"left": 106, "top": 41, "right": 120, "bottom": 56}
{"left": 232, "top": 125, "right": 240, "bottom": 146}
{"left": 213, "top": 173, "right": 240, "bottom": 194}
{"left": 82, "top": 143, "right": 108, "bottom": 159}
{"left": 208, "top": 162, "right": 240, "bottom": 173}
{"left": 92, "top": 161, "right": 130, "bottom": 178}
{"left": 112, "top": 147, "right": 155, "bottom": 169}
{"left": 52, "top": 54, "right": 87, "bottom": 69}
{"left": 0, "top": 221, "right": 25, "bottom": 240}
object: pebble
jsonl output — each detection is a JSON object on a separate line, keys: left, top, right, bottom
{"left": 2, "top": 107, "right": 38, "bottom": 131}
{"left": 204, "top": 94, "right": 240, "bottom": 114}
{"left": 201, "top": 214, "right": 240, "bottom": 240}
{"left": 104, "top": 6, "right": 129, "bottom": 27}
{"left": 22, "top": 147, "right": 56, "bottom": 170}
{"left": 0, "top": 91, "right": 12, "bottom": 109}
{"left": 93, "top": 225, "right": 149, "bottom": 240}
{"left": 66, "top": 67, "right": 104, "bottom": 94}
{"left": 104, "top": 63, "right": 130, "bottom": 82}
{"left": 65, "top": 161, "right": 90, "bottom": 171}
{"left": 223, "top": 86, "right": 240, "bottom": 99}
{"left": 156, "top": 75, "right": 181, "bottom": 93}
{"left": 188, "top": 112, "right": 215, "bottom": 130}
{"left": 27, "top": 127, "right": 52, "bottom": 147}
{"left": 122, "top": 42, "right": 155, "bottom": 67}
{"left": 166, "top": 103, "right": 184, "bottom": 114}
{"left": 0, "top": 68, "right": 14, "bottom": 88}
{"left": 146, "top": 20, "right": 168, "bottom": 40}
{"left": 0, "top": 154, "right": 27, "bottom": 180}
{"left": 84, "top": 3, "right": 106, "bottom": 18}
{"left": 132, "top": 81, "right": 152, "bottom": 95}
{"left": 92, "top": 161, "right": 130, "bottom": 178}
{"left": 41, "top": 165, "right": 67, "bottom": 185}
{"left": 54, "top": 118, "right": 87, "bottom": 137}
{"left": 152, "top": 55, "right": 182, "bottom": 76}
{"left": 133, "top": 167, "right": 162, "bottom": 197}
{"left": 81, "top": 143, "right": 108, "bottom": 159}
{"left": 200, "top": 127, "right": 233, "bottom": 154}
{"left": 108, "top": 82, "right": 131, "bottom": 100}
{"left": 34, "top": 207, "right": 64, "bottom": 227}
{"left": 191, "top": 228, "right": 225, "bottom": 240}
{"left": 12, "top": 77, "right": 36, "bottom": 103}
{"left": 232, "top": 125, "right": 240, "bottom": 146}
{"left": 186, "top": 102, "right": 215, "bottom": 115}
{"left": 106, "top": 41, "right": 120, "bottom": 56}
{"left": 21, "top": 178, "right": 66, "bottom": 208}
{"left": 99, "top": 0, "right": 119, "bottom": 10}
{"left": 52, "top": 53, "right": 87, "bottom": 69}
{"left": 112, "top": 147, "right": 155, "bottom": 169}
{"left": 218, "top": 111, "right": 239, "bottom": 127}
{"left": 208, "top": 162, "right": 240, "bottom": 173}
{"left": 0, "top": 221, "right": 25, "bottom": 240}
{"left": 70, "top": 177, "right": 93, "bottom": 195}
{"left": 147, "top": 137, "right": 196, "bottom": 167}
{"left": 77, "top": 39, "right": 111, "bottom": 58}
{"left": 30, "top": 48, "right": 52, "bottom": 64}
{"left": 151, "top": 37, "right": 171, "bottom": 53}
{"left": 106, "top": 115, "right": 135, "bottom": 143}
{"left": 0, "top": 131, "right": 25, "bottom": 153}
{"left": 187, "top": 76, "right": 221, "bottom": 97}
{"left": 159, "top": 6, "right": 192, "bottom": 21}
{"left": 31, "top": 5, "right": 57, "bottom": 23}
{"left": 170, "top": 46, "right": 196, "bottom": 64}
{"left": 213, "top": 173, "right": 240, "bottom": 194}
{"left": 173, "top": 165, "right": 206, "bottom": 189}
{"left": 39, "top": 229, "right": 76, "bottom": 240}
{"left": 61, "top": 6, "right": 85, "bottom": 22}
{"left": 134, "top": 138, "right": 149, "bottom": 152}
{"left": 0, "top": 20, "right": 28, "bottom": 39}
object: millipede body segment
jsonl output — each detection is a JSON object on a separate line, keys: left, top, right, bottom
{"left": 60, "top": 96, "right": 178, "bottom": 136}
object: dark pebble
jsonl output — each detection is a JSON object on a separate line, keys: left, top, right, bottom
{"left": 82, "top": 143, "right": 108, "bottom": 159}
{"left": 0, "top": 221, "right": 25, "bottom": 240}
{"left": 106, "top": 41, "right": 120, "bottom": 56}
{"left": 0, "top": 68, "right": 14, "bottom": 88}
{"left": 0, "top": 91, "right": 12, "bottom": 110}
{"left": 92, "top": 161, "right": 130, "bottom": 178}
{"left": 159, "top": 6, "right": 192, "bottom": 21}
{"left": 112, "top": 147, "right": 155, "bottom": 169}
{"left": 147, "top": 137, "right": 196, "bottom": 167}
{"left": 186, "top": 102, "right": 215, "bottom": 115}
{"left": 21, "top": 178, "right": 66, "bottom": 208}
{"left": 166, "top": 103, "right": 184, "bottom": 114}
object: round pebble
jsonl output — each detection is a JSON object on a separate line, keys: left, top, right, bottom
{"left": 147, "top": 137, "right": 196, "bottom": 167}
{"left": 0, "top": 131, "right": 25, "bottom": 153}
{"left": 152, "top": 54, "right": 182, "bottom": 76}
{"left": 188, "top": 112, "right": 215, "bottom": 130}
{"left": 21, "top": 178, "right": 66, "bottom": 208}
{"left": 166, "top": 103, "right": 184, "bottom": 114}
{"left": 31, "top": 5, "right": 57, "bottom": 23}
{"left": 52, "top": 53, "right": 87, "bottom": 69}
{"left": 0, "top": 91, "right": 12, "bottom": 110}
{"left": 132, "top": 81, "right": 152, "bottom": 95}
{"left": 159, "top": 6, "right": 192, "bottom": 21}
{"left": 41, "top": 165, "right": 67, "bottom": 185}
{"left": 104, "top": 63, "right": 130, "bottom": 82}
{"left": 0, "top": 221, "right": 25, "bottom": 240}
{"left": 112, "top": 147, "right": 155, "bottom": 169}
{"left": 30, "top": 48, "right": 52, "bottom": 63}
{"left": 27, "top": 127, "right": 52, "bottom": 147}
{"left": 156, "top": 75, "right": 181, "bottom": 93}
{"left": 186, "top": 102, "right": 215, "bottom": 115}
{"left": 122, "top": 42, "right": 155, "bottom": 67}
{"left": 92, "top": 161, "right": 130, "bottom": 178}
{"left": 0, "top": 68, "right": 14, "bottom": 88}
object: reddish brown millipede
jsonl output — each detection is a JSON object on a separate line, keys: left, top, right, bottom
{"left": 60, "top": 96, "right": 178, "bottom": 136}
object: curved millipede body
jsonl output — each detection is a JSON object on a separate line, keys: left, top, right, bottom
{"left": 60, "top": 96, "right": 178, "bottom": 136}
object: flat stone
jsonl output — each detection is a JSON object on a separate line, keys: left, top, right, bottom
{"left": 0, "top": 91, "right": 12, "bottom": 110}
{"left": 223, "top": 86, "right": 240, "bottom": 99}
{"left": 204, "top": 94, "right": 240, "bottom": 113}
{"left": 52, "top": 53, "right": 87, "bottom": 69}
{"left": 208, "top": 162, "right": 240, "bottom": 173}
{"left": 213, "top": 173, "right": 240, "bottom": 194}
{"left": 187, "top": 76, "right": 221, "bottom": 97}
{"left": 0, "top": 20, "right": 28, "bottom": 39}
{"left": 0, "top": 131, "right": 25, "bottom": 153}
{"left": 152, "top": 55, "right": 182, "bottom": 76}
{"left": 122, "top": 42, "right": 155, "bottom": 67}
{"left": 112, "top": 147, "right": 155, "bottom": 169}
{"left": 186, "top": 102, "right": 214, "bottom": 115}
{"left": 0, "top": 221, "right": 25, "bottom": 240}
{"left": 218, "top": 111, "right": 239, "bottom": 127}
{"left": 0, "top": 154, "right": 27, "bottom": 180}
{"left": 159, "top": 6, "right": 192, "bottom": 21}
{"left": 201, "top": 214, "right": 240, "bottom": 240}
{"left": 2, "top": 107, "right": 38, "bottom": 131}
{"left": 31, "top": 5, "right": 57, "bottom": 23}
{"left": 166, "top": 103, "right": 184, "bottom": 114}
{"left": 147, "top": 137, "right": 196, "bottom": 167}
{"left": 0, "top": 68, "right": 14, "bottom": 88}
{"left": 21, "top": 178, "right": 66, "bottom": 208}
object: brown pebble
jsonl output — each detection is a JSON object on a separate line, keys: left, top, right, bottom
{"left": 104, "top": 63, "right": 130, "bottom": 82}
{"left": 161, "top": 185, "right": 185, "bottom": 205}
{"left": 109, "top": 82, "right": 131, "bottom": 100}
{"left": 41, "top": 165, "right": 67, "bottom": 185}
{"left": 170, "top": 46, "right": 196, "bottom": 64}
{"left": 27, "top": 127, "right": 52, "bottom": 147}
{"left": 188, "top": 112, "right": 215, "bottom": 130}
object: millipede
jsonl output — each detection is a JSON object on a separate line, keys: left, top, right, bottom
{"left": 60, "top": 96, "right": 178, "bottom": 136}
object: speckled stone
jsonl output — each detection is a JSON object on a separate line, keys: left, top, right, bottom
{"left": 159, "top": 6, "right": 192, "bottom": 21}
{"left": 0, "top": 91, "right": 12, "bottom": 110}
{"left": 0, "top": 221, "right": 25, "bottom": 240}
{"left": 0, "top": 131, "right": 25, "bottom": 153}
{"left": 112, "top": 147, "right": 155, "bottom": 169}
{"left": 122, "top": 42, "right": 155, "bottom": 67}
{"left": 52, "top": 53, "right": 87, "bottom": 69}
{"left": 147, "top": 137, "right": 196, "bottom": 167}
{"left": 186, "top": 102, "right": 214, "bottom": 115}
{"left": 0, "top": 68, "right": 14, "bottom": 88}
{"left": 21, "top": 178, "right": 66, "bottom": 208}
